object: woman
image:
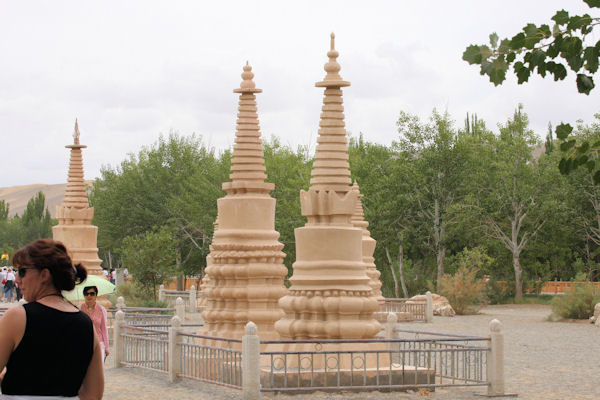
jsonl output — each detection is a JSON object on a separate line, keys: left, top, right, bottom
{"left": 80, "top": 286, "right": 109, "bottom": 362}
{"left": 0, "top": 239, "right": 104, "bottom": 399}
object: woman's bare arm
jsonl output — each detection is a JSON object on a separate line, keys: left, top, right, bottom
{"left": 78, "top": 329, "right": 104, "bottom": 400}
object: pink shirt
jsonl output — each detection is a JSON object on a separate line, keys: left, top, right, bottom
{"left": 80, "top": 303, "right": 109, "bottom": 350}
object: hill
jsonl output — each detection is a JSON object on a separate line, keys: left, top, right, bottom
{"left": 0, "top": 182, "right": 92, "bottom": 218}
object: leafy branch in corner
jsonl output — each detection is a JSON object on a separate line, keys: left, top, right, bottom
{"left": 463, "top": 0, "right": 600, "bottom": 182}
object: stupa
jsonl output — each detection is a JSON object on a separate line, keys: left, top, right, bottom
{"left": 275, "top": 34, "right": 380, "bottom": 340}
{"left": 52, "top": 120, "right": 103, "bottom": 276}
{"left": 201, "top": 63, "right": 288, "bottom": 340}
{"left": 351, "top": 181, "right": 383, "bottom": 301}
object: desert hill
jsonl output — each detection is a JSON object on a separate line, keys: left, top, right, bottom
{"left": 0, "top": 182, "right": 93, "bottom": 218}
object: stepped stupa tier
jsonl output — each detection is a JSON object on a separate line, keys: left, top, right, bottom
{"left": 351, "top": 181, "right": 383, "bottom": 301}
{"left": 201, "top": 63, "right": 288, "bottom": 340}
{"left": 275, "top": 34, "right": 380, "bottom": 340}
{"left": 52, "top": 120, "right": 103, "bottom": 276}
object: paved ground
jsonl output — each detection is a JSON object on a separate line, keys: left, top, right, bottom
{"left": 104, "top": 304, "right": 600, "bottom": 400}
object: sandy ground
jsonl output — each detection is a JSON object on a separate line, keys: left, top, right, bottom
{"left": 102, "top": 304, "right": 600, "bottom": 400}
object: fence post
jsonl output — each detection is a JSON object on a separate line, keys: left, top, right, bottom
{"left": 116, "top": 296, "right": 126, "bottom": 310}
{"left": 425, "top": 291, "right": 434, "bottom": 323}
{"left": 113, "top": 310, "right": 125, "bottom": 368}
{"left": 242, "top": 321, "right": 261, "bottom": 400}
{"left": 189, "top": 285, "right": 197, "bottom": 313}
{"left": 168, "top": 315, "right": 182, "bottom": 383}
{"left": 385, "top": 312, "right": 399, "bottom": 364}
{"left": 175, "top": 297, "right": 186, "bottom": 320}
{"left": 159, "top": 284, "right": 165, "bottom": 303}
{"left": 487, "top": 319, "right": 505, "bottom": 396}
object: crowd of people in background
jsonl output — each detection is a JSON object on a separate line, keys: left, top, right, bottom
{"left": 0, "top": 266, "right": 21, "bottom": 302}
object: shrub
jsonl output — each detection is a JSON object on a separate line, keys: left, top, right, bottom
{"left": 111, "top": 281, "right": 167, "bottom": 308}
{"left": 551, "top": 284, "right": 600, "bottom": 319}
{"left": 484, "top": 279, "right": 514, "bottom": 305}
{"left": 438, "top": 265, "right": 485, "bottom": 315}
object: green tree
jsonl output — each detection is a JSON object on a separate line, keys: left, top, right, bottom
{"left": 20, "top": 192, "right": 54, "bottom": 245}
{"left": 394, "top": 110, "right": 473, "bottom": 288}
{"left": 119, "top": 227, "right": 177, "bottom": 302}
{"left": 90, "top": 133, "right": 228, "bottom": 278}
{"left": 475, "top": 106, "right": 546, "bottom": 299}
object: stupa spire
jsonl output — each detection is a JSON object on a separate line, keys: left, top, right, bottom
{"left": 202, "top": 63, "right": 287, "bottom": 341}
{"left": 53, "top": 120, "right": 103, "bottom": 276}
{"left": 311, "top": 32, "right": 352, "bottom": 192}
{"left": 62, "top": 119, "right": 89, "bottom": 209}
{"left": 223, "top": 62, "right": 272, "bottom": 193}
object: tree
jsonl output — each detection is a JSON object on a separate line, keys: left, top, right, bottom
{"left": 475, "top": 106, "right": 546, "bottom": 299}
{"left": 394, "top": 110, "right": 472, "bottom": 288}
{"left": 119, "top": 227, "right": 177, "bottom": 302}
{"left": 90, "top": 133, "right": 228, "bottom": 278}
{"left": 20, "top": 192, "right": 54, "bottom": 245}
{"left": 463, "top": 1, "right": 600, "bottom": 181}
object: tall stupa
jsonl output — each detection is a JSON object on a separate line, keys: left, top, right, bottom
{"left": 351, "top": 181, "right": 383, "bottom": 301}
{"left": 201, "top": 63, "right": 288, "bottom": 340}
{"left": 52, "top": 120, "right": 103, "bottom": 276}
{"left": 275, "top": 34, "right": 380, "bottom": 340}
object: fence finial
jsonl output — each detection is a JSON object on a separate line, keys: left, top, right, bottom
{"left": 245, "top": 321, "right": 258, "bottom": 336}
{"left": 171, "top": 315, "right": 182, "bottom": 328}
{"left": 489, "top": 318, "right": 503, "bottom": 332}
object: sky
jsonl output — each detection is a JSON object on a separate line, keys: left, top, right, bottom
{"left": 1, "top": 1, "right": 599, "bottom": 187}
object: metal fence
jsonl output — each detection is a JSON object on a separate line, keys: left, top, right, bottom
{"left": 120, "top": 325, "right": 169, "bottom": 373}
{"left": 379, "top": 298, "right": 427, "bottom": 321}
{"left": 258, "top": 334, "right": 489, "bottom": 392}
{"left": 177, "top": 332, "right": 242, "bottom": 388}
{"left": 113, "top": 313, "right": 506, "bottom": 397}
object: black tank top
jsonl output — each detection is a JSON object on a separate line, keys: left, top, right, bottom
{"left": 1, "top": 302, "right": 94, "bottom": 396}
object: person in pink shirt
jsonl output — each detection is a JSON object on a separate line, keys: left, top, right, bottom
{"left": 80, "top": 285, "right": 109, "bottom": 362}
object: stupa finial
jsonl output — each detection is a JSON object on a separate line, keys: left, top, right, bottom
{"left": 316, "top": 32, "right": 349, "bottom": 88}
{"left": 234, "top": 61, "right": 262, "bottom": 94}
{"left": 73, "top": 119, "right": 80, "bottom": 145}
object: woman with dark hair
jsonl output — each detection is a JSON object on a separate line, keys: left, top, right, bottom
{"left": 80, "top": 285, "right": 109, "bottom": 362}
{"left": 0, "top": 239, "right": 104, "bottom": 399}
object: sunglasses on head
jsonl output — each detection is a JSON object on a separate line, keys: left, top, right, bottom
{"left": 17, "top": 266, "right": 36, "bottom": 278}
{"left": 84, "top": 291, "right": 97, "bottom": 297}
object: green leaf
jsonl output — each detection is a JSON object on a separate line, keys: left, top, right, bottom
{"left": 506, "top": 52, "right": 516, "bottom": 63}
{"left": 567, "top": 15, "right": 586, "bottom": 30}
{"left": 576, "top": 73, "right": 595, "bottom": 94}
{"left": 530, "top": 49, "right": 546, "bottom": 67}
{"left": 586, "top": 159, "right": 596, "bottom": 172}
{"left": 594, "top": 170, "right": 600, "bottom": 185}
{"left": 463, "top": 45, "right": 492, "bottom": 64}
{"left": 490, "top": 58, "right": 508, "bottom": 84}
{"left": 510, "top": 33, "right": 526, "bottom": 49}
{"left": 584, "top": 0, "right": 600, "bottom": 7}
{"left": 489, "top": 32, "right": 499, "bottom": 49}
{"left": 560, "top": 140, "right": 576, "bottom": 151}
{"left": 576, "top": 155, "right": 589, "bottom": 166}
{"left": 552, "top": 10, "right": 569, "bottom": 25}
{"left": 516, "top": 64, "right": 531, "bottom": 83}
{"left": 584, "top": 46, "right": 599, "bottom": 73}
{"left": 552, "top": 63, "right": 567, "bottom": 81}
{"left": 555, "top": 123, "right": 573, "bottom": 140}
{"left": 566, "top": 55, "right": 584, "bottom": 72}
{"left": 578, "top": 141, "right": 590, "bottom": 154}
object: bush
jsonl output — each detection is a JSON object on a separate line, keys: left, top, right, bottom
{"left": 551, "top": 284, "right": 600, "bottom": 319}
{"left": 438, "top": 265, "right": 485, "bottom": 315}
{"left": 111, "top": 281, "right": 167, "bottom": 308}
{"left": 484, "top": 279, "right": 514, "bottom": 304}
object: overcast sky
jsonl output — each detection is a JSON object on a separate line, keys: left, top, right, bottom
{"left": 1, "top": 1, "right": 598, "bottom": 187}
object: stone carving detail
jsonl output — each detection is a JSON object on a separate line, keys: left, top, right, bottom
{"left": 201, "top": 63, "right": 287, "bottom": 340}
{"left": 52, "top": 120, "right": 103, "bottom": 276}
{"left": 351, "top": 181, "right": 383, "bottom": 301}
{"left": 275, "top": 34, "right": 380, "bottom": 340}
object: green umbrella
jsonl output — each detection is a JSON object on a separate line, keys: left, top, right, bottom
{"left": 62, "top": 274, "right": 116, "bottom": 302}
